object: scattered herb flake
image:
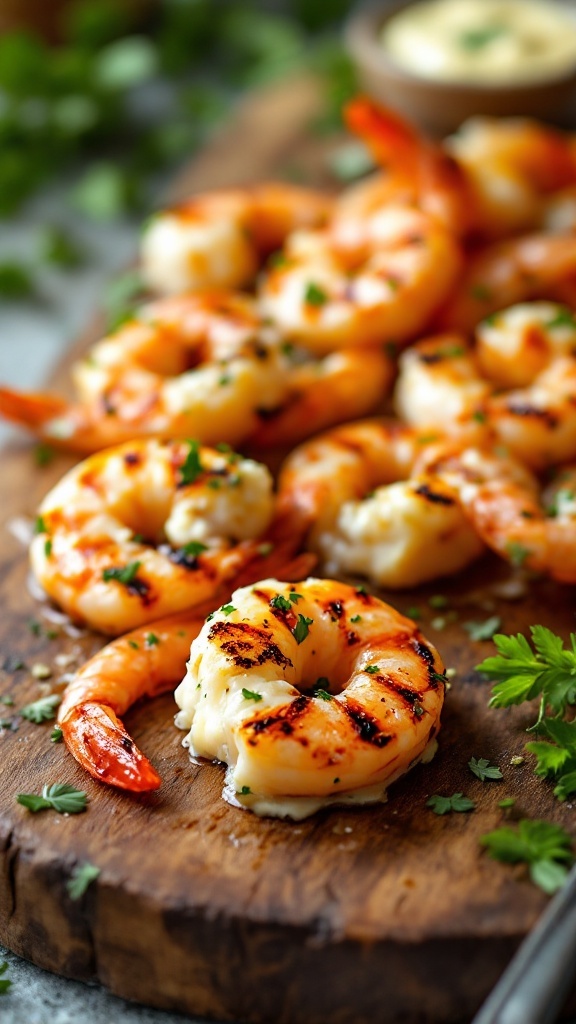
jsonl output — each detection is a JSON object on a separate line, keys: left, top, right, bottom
{"left": 242, "top": 688, "right": 262, "bottom": 702}
{"left": 179, "top": 439, "right": 203, "bottom": 485}
{"left": 67, "top": 862, "right": 100, "bottom": 900}
{"left": 464, "top": 616, "right": 502, "bottom": 642}
{"left": 102, "top": 560, "right": 141, "bottom": 585}
{"left": 427, "top": 793, "right": 475, "bottom": 815}
{"left": 293, "top": 614, "right": 313, "bottom": 644}
{"left": 365, "top": 664, "right": 380, "bottom": 675}
{"left": 480, "top": 818, "right": 573, "bottom": 894}
{"left": 50, "top": 726, "right": 63, "bottom": 743}
{"left": 21, "top": 693, "right": 61, "bottom": 724}
{"left": 469, "top": 756, "right": 503, "bottom": 782}
{"left": 304, "top": 281, "right": 328, "bottom": 306}
{"left": 221, "top": 604, "right": 235, "bottom": 616}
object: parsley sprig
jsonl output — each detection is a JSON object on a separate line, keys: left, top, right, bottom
{"left": 478, "top": 626, "right": 576, "bottom": 724}
{"left": 468, "top": 757, "right": 503, "bottom": 782}
{"left": 0, "top": 961, "right": 12, "bottom": 995}
{"left": 17, "top": 783, "right": 88, "bottom": 814}
{"left": 478, "top": 626, "right": 576, "bottom": 800}
{"left": 480, "top": 819, "right": 573, "bottom": 894}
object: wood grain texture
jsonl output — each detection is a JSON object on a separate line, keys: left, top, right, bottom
{"left": 1, "top": 74, "right": 576, "bottom": 1024}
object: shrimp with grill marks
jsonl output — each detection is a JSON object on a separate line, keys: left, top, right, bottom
{"left": 141, "top": 183, "right": 333, "bottom": 295}
{"left": 32, "top": 438, "right": 310, "bottom": 635}
{"left": 175, "top": 577, "right": 445, "bottom": 819}
{"left": 277, "top": 420, "right": 485, "bottom": 588}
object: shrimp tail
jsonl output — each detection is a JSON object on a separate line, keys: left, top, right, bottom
{"left": 60, "top": 701, "right": 162, "bottom": 792}
{"left": 0, "top": 385, "right": 70, "bottom": 434}
{"left": 344, "top": 95, "right": 421, "bottom": 168}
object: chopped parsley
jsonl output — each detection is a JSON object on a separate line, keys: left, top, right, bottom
{"left": 145, "top": 632, "right": 160, "bottom": 647}
{"left": 350, "top": 614, "right": 362, "bottom": 623}
{"left": 505, "top": 541, "right": 530, "bottom": 567}
{"left": 102, "top": 560, "right": 141, "bottom": 585}
{"left": 428, "top": 594, "right": 448, "bottom": 610}
{"left": 0, "top": 961, "right": 12, "bottom": 995}
{"left": 468, "top": 756, "right": 503, "bottom": 782}
{"left": 242, "top": 688, "right": 262, "bottom": 702}
{"left": 304, "top": 282, "right": 328, "bottom": 306}
{"left": 34, "top": 515, "right": 48, "bottom": 534}
{"left": 293, "top": 614, "right": 313, "bottom": 645}
{"left": 546, "top": 307, "right": 576, "bottom": 330}
{"left": 480, "top": 819, "right": 573, "bottom": 894}
{"left": 34, "top": 444, "right": 54, "bottom": 467}
{"left": 426, "top": 793, "right": 475, "bottom": 815}
{"left": 463, "top": 616, "right": 502, "bottom": 642}
{"left": 365, "top": 664, "right": 380, "bottom": 675}
{"left": 181, "top": 540, "right": 208, "bottom": 558}
{"left": 21, "top": 693, "right": 61, "bottom": 723}
{"left": 17, "top": 783, "right": 88, "bottom": 814}
{"left": 238, "top": 785, "right": 252, "bottom": 795}
{"left": 179, "top": 439, "right": 203, "bottom": 485}
{"left": 221, "top": 604, "right": 235, "bottom": 616}
{"left": 50, "top": 726, "right": 63, "bottom": 743}
{"left": 270, "top": 592, "right": 302, "bottom": 612}
{"left": 67, "top": 861, "right": 100, "bottom": 900}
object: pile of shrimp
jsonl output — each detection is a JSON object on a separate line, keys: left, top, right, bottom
{"left": 10, "top": 97, "right": 576, "bottom": 818}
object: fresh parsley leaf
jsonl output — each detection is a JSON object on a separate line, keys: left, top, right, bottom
{"left": 365, "top": 664, "right": 380, "bottom": 675}
{"left": 181, "top": 541, "right": 208, "bottom": 557}
{"left": 238, "top": 785, "right": 251, "bottom": 795}
{"left": 464, "top": 616, "right": 502, "bottom": 642}
{"left": 242, "top": 688, "right": 262, "bottom": 702}
{"left": 427, "top": 793, "right": 475, "bottom": 815}
{"left": 480, "top": 819, "right": 573, "bottom": 893}
{"left": 179, "top": 440, "right": 203, "bottom": 485}
{"left": 102, "top": 560, "right": 141, "bottom": 585}
{"left": 313, "top": 688, "right": 332, "bottom": 701}
{"left": 293, "top": 614, "right": 313, "bottom": 644}
{"left": 221, "top": 604, "right": 235, "bottom": 616}
{"left": 469, "top": 756, "right": 503, "bottom": 782}
{"left": 145, "top": 632, "right": 159, "bottom": 647}
{"left": 17, "top": 783, "right": 87, "bottom": 815}
{"left": 67, "top": 862, "right": 100, "bottom": 900}
{"left": 21, "top": 693, "right": 61, "bottom": 723}
{"left": 304, "top": 282, "right": 327, "bottom": 306}
{"left": 478, "top": 626, "right": 576, "bottom": 723}
{"left": 546, "top": 307, "right": 576, "bottom": 330}
{"left": 270, "top": 594, "right": 292, "bottom": 612}
{"left": 50, "top": 725, "right": 63, "bottom": 743}
{"left": 0, "top": 960, "right": 11, "bottom": 995}
{"left": 506, "top": 541, "right": 531, "bottom": 567}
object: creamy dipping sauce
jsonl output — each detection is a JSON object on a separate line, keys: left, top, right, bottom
{"left": 381, "top": 0, "right": 576, "bottom": 85}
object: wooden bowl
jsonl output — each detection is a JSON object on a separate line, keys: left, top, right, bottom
{"left": 345, "top": 0, "right": 576, "bottom": 136}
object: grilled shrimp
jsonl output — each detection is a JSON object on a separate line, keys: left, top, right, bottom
{"left": 277, "top": 420, "right": 484, "bottom": 588}
{"left": 396, "top": 304, "right": 576, "bottom": 469}
{"left": 31, "top": 438, "right": 306, "bottom": 634}
{"left": 0, "top": 293, "right": 286, "bottom": 454}
{"left": 59, "top": 611, "right": 205, "bottom": 791}
{"left": 141, "top": 183, "right": 333, "bottom": 295}
{"left": 0, "top": 291, "right": 392, "bottom": 453}
{"left": 345, "top": 96, "right": 576, "bottom": 241}
{"left": 175, "top": 577, "right": 445, "bottom": 819}
{"left": 258, "top": 209, "right": 462, "bottom": 352}
{"left": 416, "top": 444, "right": 576, "bottom": 583}
{"left": 437, "top": 234, "right": 576, "bottom": 333}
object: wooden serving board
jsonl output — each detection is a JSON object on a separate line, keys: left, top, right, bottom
{"left": 1, "top": 75, "right": 576, "bottom": 1024}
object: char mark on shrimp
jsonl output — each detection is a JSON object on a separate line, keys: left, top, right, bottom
{"left": 414, "top": 483, "right": 455, "bottom": 506}
{"left": 342, "top": 699, "right": 392, "bottom": 747}
{"left": 245, "top": 694, "right": 311, "bottom": 741}
{"left": 208, "top": 620, "right": 292, "bottom": 670}
{"left": 505, "top": 402, "right": 559, "bottom": 429}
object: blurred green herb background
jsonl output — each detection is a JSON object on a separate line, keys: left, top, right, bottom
{"left": 0, "top": 0, "right": 356, "bottom": 225}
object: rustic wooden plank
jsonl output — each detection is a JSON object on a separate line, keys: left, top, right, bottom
{"left": 1, "top": 74, "right": 575, "bottom": 1024}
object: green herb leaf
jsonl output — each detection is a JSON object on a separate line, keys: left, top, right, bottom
{"left": 50, "top": 725, "right": 63, "bottom": 743}
{"left": 481, "top": 819, "right": 573, "bottom": 893}
{"left": 304, "top": 282, "right": 327, "bottom": 306}
{"left": 242, "top": 688, "right": 262, "bottom": 702}
{"left": 221, "top": 604, "right": 235, "bottom": 616}
{"left": 0, "top": 960, "right": 12, "bottom": 995}
{"left": 40, "top": 225, "right": 84, "bottom": 269}
{"left": 67, "top": 862, "right": 100, "bottom": 900}
{"left": 145, "top": 632, "right": 159, "bottom": 647}
{"left": 181, "top": 540, "right": 208, "bottom": 558}
{"left": 270, "top": 594, "right": 292, "bottom": 612}
{"left": 365, "top": 664, "right": 380, "bottom": 675}
{"left": 427, "top": 792, "right": 475, "bottom": 815}
{"left": 458, "top": 24, "right": 509, "bottom": 51}
{"left": 469, "top": 756, "right": 503, "bottom": 782}
{"left": 179, "top": 439, "right": 203, "bottom": 485}
{"left": 293, "top": 614, "right": 313, "bottom": 644}
{"left": 464, "top": 616, "right": 502, "bottom": 642}
{"left": 0, "top": 262, "right": 33, "bottom": 299}
{"left": 21, "top": 693, "right": 61, "bottom": 724}
{"left": 102, "top": 560, "right": 141, "bottom": 585}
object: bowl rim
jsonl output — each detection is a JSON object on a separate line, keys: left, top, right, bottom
{"left": 345, "top": 0, "right": 576, "bottom": 96}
